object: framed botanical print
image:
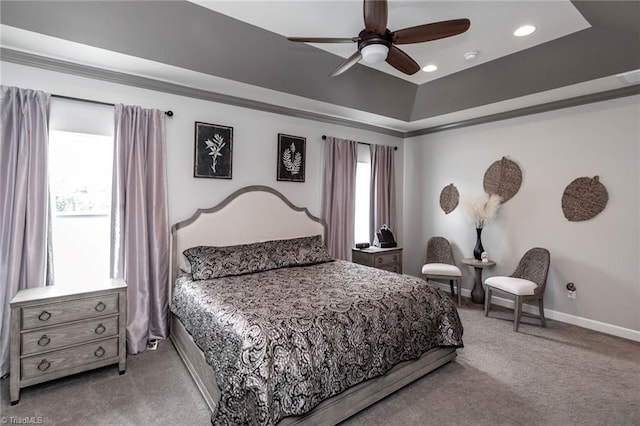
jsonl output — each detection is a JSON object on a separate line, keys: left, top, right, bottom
{"left": 194, "top": 122, "right": 233, "bottom": 179}
{"left": 277, "top": 133, "right": 305, "bottom": 182}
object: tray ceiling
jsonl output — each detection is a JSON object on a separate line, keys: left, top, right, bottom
{"left": 193, "top": 0, "right": 590, "bottom": 84}
{"left": 0, "top": 1, "right": 638, "bottom": 134}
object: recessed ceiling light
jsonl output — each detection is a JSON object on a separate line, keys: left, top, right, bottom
{"left": 514, "top": 25, "right": 536, "bottom": 37}
{"left": 463, "top": 51, "right": 478, "bottom": 62}
{"left": 422, "top": 64, "right": 438, "bottom": 72}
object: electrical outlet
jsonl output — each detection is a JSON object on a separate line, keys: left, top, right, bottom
{"left": 568, "top": 290, "right": 576, "bottom": 299}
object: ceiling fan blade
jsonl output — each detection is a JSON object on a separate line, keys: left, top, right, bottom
{"left": 363, "top": 0, "right": 388, "bottom": 33}
{"left": 386, "top": 45, "right": 420, "bottom": 75}
{"left": 287, "top": 36, "right": 359, "bottom": 44}
{"left": 330, "top": 50, "right": 363, "bottom": 77}
{"left": 392, "top": 19, "right": 471, "bottom": 44}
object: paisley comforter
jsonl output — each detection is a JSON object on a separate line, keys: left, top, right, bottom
{"left": 171, "top": 260, "right": 463, "bottom": 425}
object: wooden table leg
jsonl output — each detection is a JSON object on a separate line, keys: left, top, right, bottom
{"left": 471, "top": 267, "right": 485, "bottom": 304}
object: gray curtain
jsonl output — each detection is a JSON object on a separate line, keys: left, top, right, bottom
{"left": 322, "top": 136, "right": 358, "bottom": 261}
{"left": 111, "top": 104, "right": 169, "bottom": 354}
{"left": 0, "top": 86, "right": 52, "bottom": 376}
{"left": 369, "top": 144, "right": 396, "bottom": 242}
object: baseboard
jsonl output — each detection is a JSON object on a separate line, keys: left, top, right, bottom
{"left": 429, "top": 281, "right": 640, "bottom": 342}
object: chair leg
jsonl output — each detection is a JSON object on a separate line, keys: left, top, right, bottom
{"left": 449, "top": 279, "right": 455, "bottom": 300}
{"left": 514, "top": 296, "right": 522, "bottom": 332}
{"left": 484, "top": 286, "right": 491, "bottom": 316}
{"left": 538, "top": 298, "right": 546, "bottom": 328}
{"left": 456, "top": 278, "right": 462, "bottom": 306}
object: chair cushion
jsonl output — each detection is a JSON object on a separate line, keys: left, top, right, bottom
{"left": 422, "top": 263, "right": 461, "bottom": 277}
{"left": 485, "top": 276, "right": 538, "bottom": 296}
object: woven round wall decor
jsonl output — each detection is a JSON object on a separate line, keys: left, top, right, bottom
{"left": 562, "top": 176, "right": 608, "bottom": 222}
{"left": 483, "top": 156, "right": 522, "bottom": 203}
{"left": 439, "top": 183, "right": 459, "bottom": 214}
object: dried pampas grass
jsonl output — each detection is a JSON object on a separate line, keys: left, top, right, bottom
{"left": 461, "top": 193, "right": 501, "bottom": 228}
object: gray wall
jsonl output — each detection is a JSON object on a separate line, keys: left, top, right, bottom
{"left": 0, "top": 61, "right": 403, "bottom": 231}
{"left": 2, "top": 59, "right": 638, "bottom": 338}
{"left": 403, "top": 95, "right": 640, "bottom": 335}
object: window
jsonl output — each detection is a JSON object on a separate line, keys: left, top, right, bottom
{"left": 354, "top": 145, "right": 371, "bottom": 244}
{"left": 49, "top": 130, "right": 113, "bottom": 284}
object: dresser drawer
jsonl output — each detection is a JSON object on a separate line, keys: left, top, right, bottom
{"left": 10, "top": 280, "right": 126, "bottom": 404}
{"left": 22, "top": 316, "right": 119, "bottom": 356}
{"left": 21, "top": 294, "right": 119, "bottom": 330}
{"left": 21, "top": 337, "right": 119, "bottom": 380}
{"left": 373, "top": 251, "right": 402, "bottom": 267}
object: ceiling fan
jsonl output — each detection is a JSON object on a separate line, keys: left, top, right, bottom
{"left": 287, "top": 0, "right": 470, "bottom": 77}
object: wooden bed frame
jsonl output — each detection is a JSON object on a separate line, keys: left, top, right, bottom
{"left": 169, "top": 185, "right": 457, "bottom": 424}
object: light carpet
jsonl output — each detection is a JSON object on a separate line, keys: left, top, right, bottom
{"left": 2, "top": 301, "right": 638, "bottom": 425}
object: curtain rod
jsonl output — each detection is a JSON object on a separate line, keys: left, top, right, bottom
{"left": 321, "top": 135, "right": 397, "bottom": 150}
{"left": 51, "top": 94, "right": 174, "bottom": 117}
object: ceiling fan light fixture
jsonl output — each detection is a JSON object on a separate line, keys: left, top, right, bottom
{"left": 287, "top": 0, "right": 471, "bottom": 77}
{"left": 514, "top": 25, "right": 536, "bottom": 37}
{"left": 361, "top": 44, "right": 389, "bottom": 63}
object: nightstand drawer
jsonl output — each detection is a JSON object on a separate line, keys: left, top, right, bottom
{"left": 21, "top": 294, "right": 119, "bottom": 330}
{"left": 21, "top": 337, "right": 119, "bottom": 380}
{"left": 379, "top": 264, "right": 401, "bottom": 274}
{"left": 373, "top": 252, "right": 402, "bottom": 267}
{"left": 352, "top": 247, "right": 403, "bottom": 274}
{"left": 22, "top": 316, "right": 119, "bottom": 356}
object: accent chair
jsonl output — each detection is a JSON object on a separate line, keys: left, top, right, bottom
{"left": 484, "top": 247, "right": 551, "bottom": 331}
{"left": 421, "top": 237, "right": 462, "bottom": 306}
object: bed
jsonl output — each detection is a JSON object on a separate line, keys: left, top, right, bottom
{"left": 169, "top": 185, "right": 463, "bottom": 425}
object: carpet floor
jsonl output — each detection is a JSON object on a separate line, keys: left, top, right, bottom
{"left": 2, "top": 300, "right": 639, "bottom": 425}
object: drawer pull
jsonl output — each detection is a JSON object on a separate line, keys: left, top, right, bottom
{"left": 38, "top": 310, "right": 52, "bottom": 322}
{"left": 94, "top": 324, "right": 106, "bottom": 335}
{"left": 94, "top": 346, "right": 106, "bottom": 358}
{"left": 37, "top": 335, "right": 51, "bottom": 347}
{"left": 95, "top": 301, "right": 106, "bottom": 312}
{"left": 37, "top": 359, "right": 51, "bottom": 371}
{"left": 393, "top": 255, "right": 398, "bottom": 261}
{"left": 377, "top": 258, "right": 383, "bottom": 263}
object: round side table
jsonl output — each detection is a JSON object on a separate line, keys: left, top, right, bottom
{"left": 461, "top": 258, "right": 496, "bottom": 304}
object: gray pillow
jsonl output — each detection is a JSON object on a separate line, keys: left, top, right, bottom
{"left": 184, "top": 235, "right": 332, "bottom": 280}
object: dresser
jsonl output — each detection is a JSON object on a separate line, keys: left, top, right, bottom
{"left": 10, "top": 279, "right": 127, "bottom": 404}
{"left": 352, "top": 246, "right": 403, "bottom": 274}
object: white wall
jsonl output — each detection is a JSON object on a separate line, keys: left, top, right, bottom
{"left": 403, "top": 95, "right": 640, "bottom": 334}
{"left": 0, "top": 61, "right": 404, "bottom": 239}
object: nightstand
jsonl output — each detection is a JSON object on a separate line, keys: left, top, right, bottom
{"left": 352, "top": 246, "right": 403, "bottom": 274}
{"left": 10, "top": 279, "right": 127, "bottom": 404}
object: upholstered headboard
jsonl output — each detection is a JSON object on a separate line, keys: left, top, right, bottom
{"left": 170, "top": 185, "right": 327, "bottom": 286}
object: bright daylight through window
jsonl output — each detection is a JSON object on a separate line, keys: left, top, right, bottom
{"left": 49, "top": 131, "right": 113, "bottom": 284}
{"left": 354, "top": 150, "right": 371, "bottom": 245}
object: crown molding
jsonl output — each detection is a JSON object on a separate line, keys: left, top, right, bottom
{"left": 2, "top": 48, "right": 638, "bottom": 140}
{"left": 0, "top": 48, "right": 405, "bottom": 138}
{"left": 405, "top": 85, "right": 640, "bottom": 138}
